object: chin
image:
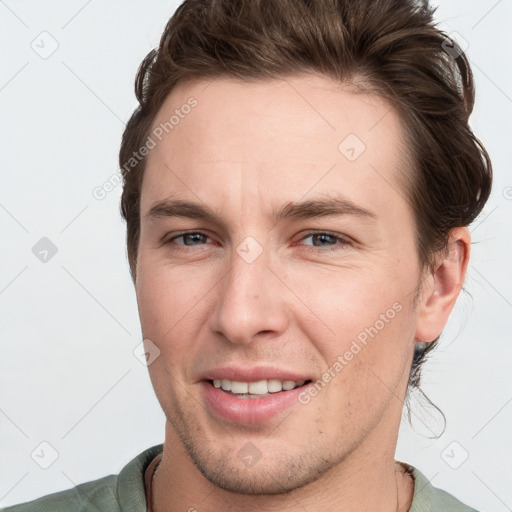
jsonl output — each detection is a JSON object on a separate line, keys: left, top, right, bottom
{"left": 170, "top": 414, "right": 342, "bottom": 496}
{"left": 193, "top": 456, "right": 329, "bottom": 495}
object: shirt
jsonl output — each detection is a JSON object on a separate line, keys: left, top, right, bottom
{"left": 1, "top": 443, "right": 480, "bottom": 512}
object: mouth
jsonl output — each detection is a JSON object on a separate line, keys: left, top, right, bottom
{"left": 209, "top": 378, "right": 312, "bottom": 398}
{"left": 200, "top": 367, "right": 314, "bottom": 423}
{"left": 202, "top": 377, "right": 313, "bottom": 423}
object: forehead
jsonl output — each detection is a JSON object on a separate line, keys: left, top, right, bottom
{"left": 141, "top": 73, "right": 410, "bottom": 221}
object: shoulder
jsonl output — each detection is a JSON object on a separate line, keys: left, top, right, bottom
{"left": 1, "top": 443, "right": 164, "bottom": 512}
{"left": 405, "top": 463, "right": 481, "bottom": 512}
{"left": 0, "top": 475, "right": 119, "bottom": 512}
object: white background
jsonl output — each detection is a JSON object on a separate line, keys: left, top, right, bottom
{"left": 0, "top": 0, "right": 511, "bottom": 510}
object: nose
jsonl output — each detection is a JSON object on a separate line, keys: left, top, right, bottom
{"left": 208, "top": 246, "right": 290, "bottom": 345}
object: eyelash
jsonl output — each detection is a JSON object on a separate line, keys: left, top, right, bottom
{"left": 163, "top": 231, "right": 351, "bottom": 254}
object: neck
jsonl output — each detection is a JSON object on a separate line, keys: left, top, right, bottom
{"left": 152, "top": 421, "right": 414, "bottom": 512}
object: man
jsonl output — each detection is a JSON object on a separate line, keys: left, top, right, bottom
{"left": 3, "top": 0, "right": 492, "bottom": 511}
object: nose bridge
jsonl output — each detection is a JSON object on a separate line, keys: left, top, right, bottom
{"left": 208, "top": 242, "right": 288, "bottom": 344}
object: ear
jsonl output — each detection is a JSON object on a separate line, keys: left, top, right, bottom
{"left": 414, "top": 227, "right": 471, "bottom": 343}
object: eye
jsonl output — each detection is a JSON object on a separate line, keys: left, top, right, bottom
{"left": 164, "top": 231, "right": 211, "bottom": 251}
{"left": 297, "top": 231, "right": 351, "bottom": 252}
{"left": 162, "top": 230, "right": 351, "bottom": 253}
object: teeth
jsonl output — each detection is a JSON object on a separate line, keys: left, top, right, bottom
{"left": 282, "top": 380, "right": 296, "bottom": 391}
{"left": 212, "top": 378, "right": 307, "bottom": 395}
{"left": 267, "top": 379, "right": 283, "bottom": 393}
{"left": 230, "top": 381, "right": 248, "bottom": 393}
{"left": 248, "top": 380, "right": 267, "bottom": 394}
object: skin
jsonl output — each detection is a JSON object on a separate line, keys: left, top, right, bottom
{"left": 134, "top": 73, "right": 471, "bottom": 511}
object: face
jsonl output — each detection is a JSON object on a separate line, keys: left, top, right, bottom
{"left": 135, "top": 73, "right": 423, "bottom": 494}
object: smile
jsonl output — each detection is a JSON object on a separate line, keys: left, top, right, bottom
{"left": 211, "top": 378, "right": 308, "bottom": 397}
{"left": 202, "top": 377, "right": 312, "bottom": 423}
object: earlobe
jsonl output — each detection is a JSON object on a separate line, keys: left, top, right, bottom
{"left": 414, "top": 227, "right": 471, "bottom": 343}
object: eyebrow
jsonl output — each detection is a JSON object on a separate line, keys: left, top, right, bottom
{"left": 145, "top": 195, "right": 377, "bottom": 225}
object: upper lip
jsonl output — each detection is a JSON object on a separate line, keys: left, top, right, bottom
{"left": 198, "top": 366, "right": 312, "bottom": 383}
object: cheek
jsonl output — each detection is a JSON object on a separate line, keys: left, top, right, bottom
{"left": 135, "top": 258, "right": 217, "bottom": 357}
{"left": 136, "top": 264, "right": 201, "bottom": 404}
{"left": 289, "top": 264, "right": 406, "bottom": 346}
{"left": 289, "top": 265, "right": 415, "bottom": 397}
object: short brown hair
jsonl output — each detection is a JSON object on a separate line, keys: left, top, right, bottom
{"left": 119, "top": 0, "right": 492, "bottom": 411}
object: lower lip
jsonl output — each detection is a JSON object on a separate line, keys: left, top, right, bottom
{"left": 201, "top": 381, "right": 307, "bottom": 423}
